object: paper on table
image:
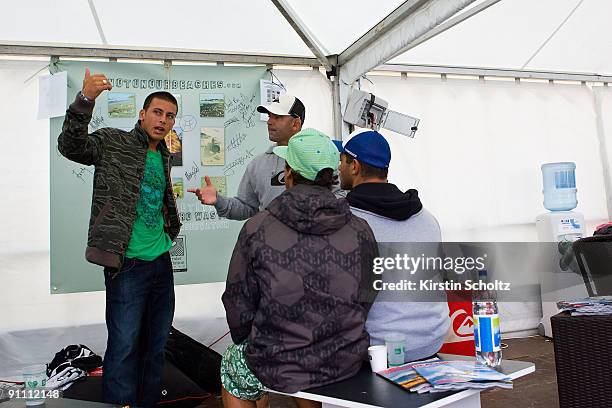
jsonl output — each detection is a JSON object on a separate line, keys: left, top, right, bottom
{"left": 38, "top": 71, "right": 67, "bottom": 119}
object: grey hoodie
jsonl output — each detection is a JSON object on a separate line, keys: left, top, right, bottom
{"left": 347, "top": 183, "right": 450, "bottom": 362}
{"left": 214, "top": 145, "right": 285, "bottom": 220}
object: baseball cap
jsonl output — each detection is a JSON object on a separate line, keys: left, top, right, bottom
{"left": 257, "top": 94, "right": 306, "bottom": 124}
{"left": 333, "top": 130, "right": 391, "bottom": 169}
{"left": 273, "top": 128, "right": 339, "bottom": 181}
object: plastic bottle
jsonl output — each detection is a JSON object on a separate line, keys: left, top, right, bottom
{"left": 541, "top": 162, "right": 577, "bottom": 211}
{"left": 472, "top": 270, "right": 502, "bottom": 368}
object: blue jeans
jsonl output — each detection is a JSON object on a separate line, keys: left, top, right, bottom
{"left": 102, "top": 252, "right": 175, "bottom": 407}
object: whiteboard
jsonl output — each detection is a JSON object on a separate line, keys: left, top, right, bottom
{"left": 50, "top": 60, "right": 268, "bottom": 293}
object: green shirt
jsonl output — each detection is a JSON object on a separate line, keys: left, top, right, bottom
{"left": 125, "top": 150, "right": 172, "bottom": 260}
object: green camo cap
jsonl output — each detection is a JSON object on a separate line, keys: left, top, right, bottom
{"left": 273, "top": 128, "right": 339, "bottom": 181}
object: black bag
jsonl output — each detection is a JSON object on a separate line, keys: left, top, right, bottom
{"left": 164, "top": 326, "right": 223, "bottom": 394}
{"left": 47, "top": 344, "right": 103, "bottom": 377}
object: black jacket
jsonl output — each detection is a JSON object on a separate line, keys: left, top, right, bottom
{"left": 222, "top": 184, "right": 379, "bottom": 392}
{"left": 58, "top": 94, "right": 181, "bottom": 269}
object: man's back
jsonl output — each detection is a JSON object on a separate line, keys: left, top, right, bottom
{"left": 222, "top": 184, "right": 378, "bottom": 393}
{"left": 347, "top": 184, "right": 450, "bottom": 362}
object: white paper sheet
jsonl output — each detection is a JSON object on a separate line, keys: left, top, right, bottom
{"left": 37, "top": 71, "right": 67, "bottom": 119}
{"left": 259, "top": 79, "right": 285, "bottom": 121}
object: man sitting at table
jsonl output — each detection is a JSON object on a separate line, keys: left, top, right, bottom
{"left": 220, "top": 128, "right": 379, "bottom": 408}
{"left": 336, "top": 130, "right": 450, "bottom": 362}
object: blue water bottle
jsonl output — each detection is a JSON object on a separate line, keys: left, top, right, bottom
{"left": 472, "top": 270, "right": 502, "bottom": 368}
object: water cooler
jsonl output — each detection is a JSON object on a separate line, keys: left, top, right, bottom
{"left": 535, "top": 163, "right": 588, "bottom": 337}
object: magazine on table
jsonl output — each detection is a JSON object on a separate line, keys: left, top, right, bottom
{"left": 376, "top": 358, "right": 439, "bottom": 391}
{"left": 412, "top": 360, "right": 513, "bottom": 391}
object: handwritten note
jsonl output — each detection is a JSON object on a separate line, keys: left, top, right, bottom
{"left": 223, "top": 148, "right": 255, "bottom": 176}
{"left": 226, "top": 133, "right": 247, "bottom": 152}
{"left": 184, "top": 161, "right": 200, "bottom": 181}
{"left": 88, "top": 108, "right": 108, "bottom": 132}
{"left": 72, "top": 166, "right": 93, "bottom": 183}
{"left": 226, "top": 93, "right": 257, "bottom": 128}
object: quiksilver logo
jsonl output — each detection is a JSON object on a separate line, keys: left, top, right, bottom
{"left": 271, "top": 171, "right": 285, "bottom": 186}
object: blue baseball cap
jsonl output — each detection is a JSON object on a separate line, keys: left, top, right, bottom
{"left": 333, "top": 130, "right": 391, "bottom": 169}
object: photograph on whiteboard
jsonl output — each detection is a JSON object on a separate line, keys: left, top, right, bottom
{"left": 200, "top": 127, "right": 225, "bottom": 166}
{"left": 172, "top": 178, "right": 184, "bottom": 199}
{"left": 107, "top": 92, "right": 136, "bottom": 118}
{"left": 170, "top": 235, "right": 187, "bottom": 273}
{"left": 204, "top": 175, "right": 227, "bottom": 197}
{"left": 200, "top": 93, "right": 225, "bottom": 117}
{"left": 165, "top": 126, "right": 183, "bottom": 166}
{"left": 172, "top": 93, "right": 182, "bottom": 117}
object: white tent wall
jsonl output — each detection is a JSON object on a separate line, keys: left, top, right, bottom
{"left": 359, "top": 74, "right": 610, "bottom": 334}
{"left": 2, "top": 57, "right": 612, "bottom": 371}
{"left": 271, "top": 67, "right": 334, "bottom": 135}
{"left": 359, "top": 75, "right": 609, "bottom": 240}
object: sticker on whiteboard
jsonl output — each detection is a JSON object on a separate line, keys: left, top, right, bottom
{"left": 259, "top": 79, "right": 285, "bottom": 121}
{"left": 170, "top": 235, "right": 187, "bottom": 272}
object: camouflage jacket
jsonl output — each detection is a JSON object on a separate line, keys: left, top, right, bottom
{"left": 222, "top": 184, "right": 379, "bottom": 393}
{"left": 57, "top": 94, "right": 181, "bottom": 269}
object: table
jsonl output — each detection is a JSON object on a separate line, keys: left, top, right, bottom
{"left": 0, "top": 398, "right": 118, "bottom": 407}
{"left": 275, "top": 354, "right": 535, "bottom": 408}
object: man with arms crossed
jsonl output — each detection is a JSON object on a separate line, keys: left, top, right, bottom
{"left": 58, "top": 69, "right": 181, "bottom": 407}
{"left": 336, "top": 130, "right": 450, "bottom": 362}
{"left": 190, "top": 94, "right": 305, "bottom": 219}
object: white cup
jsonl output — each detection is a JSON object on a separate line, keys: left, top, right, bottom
{"left": 368, "top": 345, "right": 388, "bottom": 372}
{"left": 22, "top": 364, "right": 47, "bottom": 406}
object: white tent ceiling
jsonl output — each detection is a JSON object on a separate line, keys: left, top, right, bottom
{"left": 2, "top": 0, "right": 611, "bottom": 76}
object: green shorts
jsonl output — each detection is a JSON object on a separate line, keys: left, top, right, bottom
{"left": 220, "top": 343, "right": 267, "bottom": 401}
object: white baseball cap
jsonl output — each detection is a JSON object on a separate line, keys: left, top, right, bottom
{"left": 257, "top": 94, "right": 305, "bottom": 124}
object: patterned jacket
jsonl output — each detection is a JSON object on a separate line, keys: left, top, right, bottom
{"left": 57, "top": 94, "right": 181, "bottom": 269}
{"left": 222, "top": 184, "right": 379, "bottom": 393}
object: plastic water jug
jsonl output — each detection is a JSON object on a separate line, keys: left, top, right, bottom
{"left": 541, "top": 162, "right": 577, "bottom": 211}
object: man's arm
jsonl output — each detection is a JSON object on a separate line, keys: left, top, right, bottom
{"left": 189, "top": 163, "right": 260, "bottom": 221}
{"left": 221, "top": 224, "right": 260, "bottom": 344}
{"left": 214, "top": 168, "right": 259, "bottom": 220}
{"left": 57, "top": 68, "right": 113, "bottom": 166}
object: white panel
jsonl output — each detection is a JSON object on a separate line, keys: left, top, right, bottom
{"left": 340, "top": 0, "right": 475, "bottom": 84}
{"left": 0, "top": 0, "right": 101, "bottom": 44}
{"left": 95, "top": 0, "right": 312, "bottom": 56}
{"left": 0, "top": 60, "right": 50, "bottom": 254}
{"left": 390, "top": 0, "right": 607, "bottom": 73}
{"left": 285, "top": 0, "right": 405, "bottom": 54}
{"left": 527, "top": 0, "right": 612, "bottom": 75}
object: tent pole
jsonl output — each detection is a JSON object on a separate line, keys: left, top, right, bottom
{"left": 269, "top": 0, "right": 332, "bottom": 72}
{"left": 592, "top": 89, "right": 612, "bottom": 219}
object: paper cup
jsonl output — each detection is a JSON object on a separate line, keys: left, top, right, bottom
{"left": 368, "top": 345, "right": 387, "bottom": 372}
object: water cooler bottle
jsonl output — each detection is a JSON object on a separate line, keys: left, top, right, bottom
{"left": 535, "top": 162, "right": 588, "bottom": 337}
